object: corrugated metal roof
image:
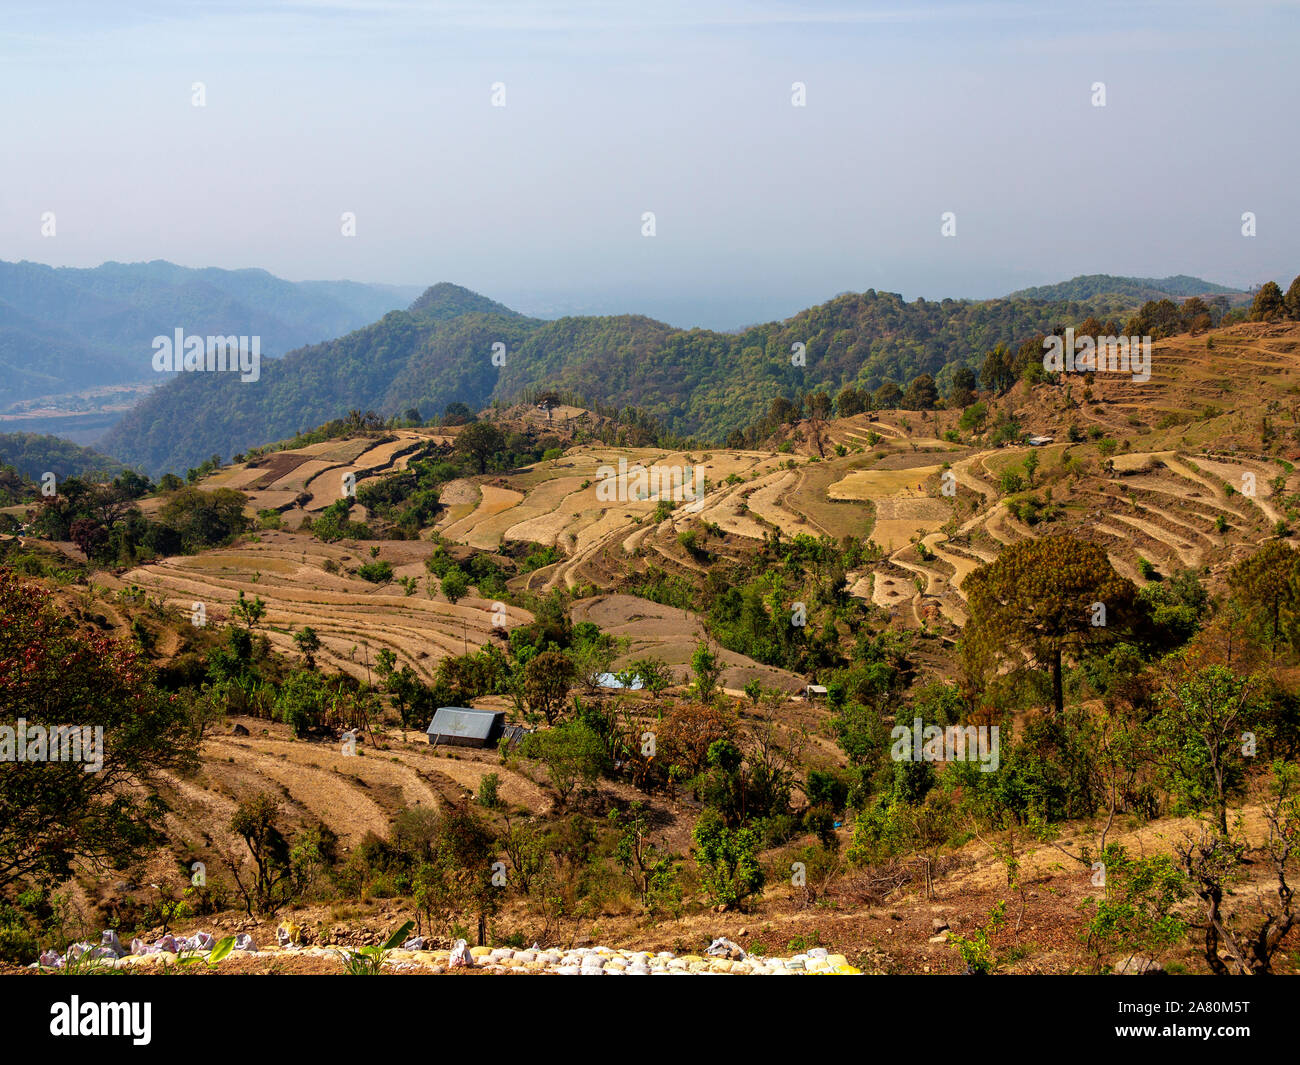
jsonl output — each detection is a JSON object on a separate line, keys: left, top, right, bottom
{"left": 426, "top": 707, "right": 502, "bottom": 740}
{"left": 501, "top": 723, "right": 532, "bottom": 747}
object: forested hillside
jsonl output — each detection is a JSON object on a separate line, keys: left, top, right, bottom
{"left": 0, "top": 432, "right": 124, "bottom": 482}
{"left": 103, "top": 279, "right": 1229, "bottom": 475}
{"left": 1010, "top": 273, "right": 1245, "bottom": 303}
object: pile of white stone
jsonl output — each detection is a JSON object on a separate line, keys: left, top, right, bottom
{"left": 33, "top": 930, "right": 860, "bottom": 974}
{"left": 34, "top": 929, "right": 257, "bottom": 969}
{"left": 384, "top": 936, "right": 860, "bottom": 974}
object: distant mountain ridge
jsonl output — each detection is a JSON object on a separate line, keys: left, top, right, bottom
{"left": 100, "top": 277, "right": 1205, "bottom": 475}
{"left": 1010, "top": 274, "right": 1245, "bottom": 303}
{"left": 0, "top": 259, "right": 422, "bottom": 408}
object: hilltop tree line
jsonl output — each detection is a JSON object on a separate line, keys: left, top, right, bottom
{"left": 1247, "top": 276, "right": 1300, "bottom": 323}
{"left": 715, "top": 278, "right": 1300, "bottom": 448}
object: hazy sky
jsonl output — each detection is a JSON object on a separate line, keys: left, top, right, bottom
{"left": 2, "top": 1, "right": 1296, "bottom": 328}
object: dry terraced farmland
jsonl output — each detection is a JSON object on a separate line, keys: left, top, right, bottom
{"left": 122, "top": 532, "right": 531, "bottom": 684}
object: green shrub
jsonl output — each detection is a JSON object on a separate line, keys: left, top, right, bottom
{"left": 691, "top": 809, "right": 764, "bottom": 910}
{"left": 357, "top": 560, "right": 393, "bottom": 584}
{"left": 441, "top": 567, "right": 470, "bottom": 603}
{"left": 0, "top": 920, "right": 37, "bottom": 965}
{"left": 949, "top": 902, "right": 1006, "bottom": 974}
{"left": 478, "top": 772, "right": 501, "bottom": 809}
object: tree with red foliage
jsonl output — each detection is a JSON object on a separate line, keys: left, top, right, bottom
{"left": 0, "top": 569, "right": 197, "bottom": 890}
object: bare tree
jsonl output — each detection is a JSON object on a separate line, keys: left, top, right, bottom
{"left": 1175, "top": 763, "right": 1298, "bottom": 974}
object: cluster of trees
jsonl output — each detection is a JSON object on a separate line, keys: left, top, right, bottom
{"left": 623, "top": 529, "right": 877, "bottom": 677}
{"left": 304, "top": 497, "right": 374, "bottom": 544}
{"left": 704, "top": 533, "right": 861, "bottom": 673}
{"left": 727, "top": 379, "right": 947, "bottom": 446}
{"left": 1227, "top": 539, "right": 1300, "bottom": 652}
{"left": 17, "top": 470, "right": 247, "bottom": 565}
{"left": 1246, "top": 275, "right": 1300, "bottom": 323}
{"left": 189, "top": 612, "right": 379, "bottom": 739}
{"left": 501, "top": 662, "right": 809, "bottom": 913}
{"left": 1123, "top": 297, "right": 1230, "bottom": 338}
{"left": 336, "top": 805, "right": 501, "bottom": 942}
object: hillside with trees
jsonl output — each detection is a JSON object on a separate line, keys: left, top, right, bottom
{"left": 0, "top": 432, "right": 125, "bottom": 482}
{"left": 1010, "top": 273, "right": 1246, "bottom": 304}
{"left": 100, "top": 276, "right": 1259, "bottom": 476}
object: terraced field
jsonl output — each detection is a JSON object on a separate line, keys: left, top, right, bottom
{"left": 864, "top": 325, "right": 1300, "bottom": 631}
{"left": 17, "top": 323, "right": 1300, "bottom": 983}
{"left": 572, "top": 594, "right": 806, "bottom": 693}
{"left": 150, "top": 714, "right": 559, "bottom": 856}
{"left": 122, "top": 532, "right": 529, "bottom": 684}
{"left": 197, "top": 430, "right": 438, "bottom": 530}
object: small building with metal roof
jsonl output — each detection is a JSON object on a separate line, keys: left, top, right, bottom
{"left": 426, "top": 707, "right": 506, "bottom": 748}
